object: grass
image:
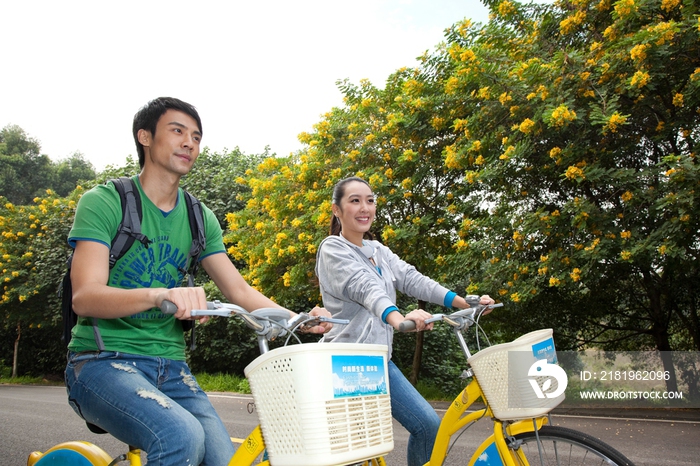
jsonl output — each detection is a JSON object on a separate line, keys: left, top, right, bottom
{"left": 1, "top": 372, "right": 456, "bottom": 402}
{"left": 196, "top": 372, "right": 250, "bottom": 393}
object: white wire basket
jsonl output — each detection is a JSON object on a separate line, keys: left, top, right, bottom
{"left": 244, "top": 343, "right": 394, "bottom": 466}
{"left": 467, "top": 329, "right": 566, "bottom": 420}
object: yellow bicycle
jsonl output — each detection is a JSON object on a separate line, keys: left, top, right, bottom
{"left": 28, "top": 303, "right": 390, "bottom": 466}
{"left": 29, "top": 301, "right": 634, "bottom": 465}
{"left": 396, "top": 304, "right": 634, "bottom": 465}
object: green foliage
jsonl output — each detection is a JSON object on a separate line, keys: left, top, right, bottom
{"left": 0, "top": 147, "right": 275, "bottom": 377}
{"left": 442, "top": 0, "right": 700, "bottom": 357}
{"left": 52, "top": 153, "right": 98, "bottom": 197}
{"left": 224, "top": 0, "right": 699, "bottom": 393}
{"left": 181, "top": 147, "right": 269, "bottom": 230}
{"left": 0, "top": 125, "right": 97, "bottom": 203}
{"left": 0, "top": 125, "right": 54, "bottom": 205}
{"left": 2, "top": 1, "right": 699, "bottom": 395}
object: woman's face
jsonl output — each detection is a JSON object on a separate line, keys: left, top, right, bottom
{"left": 333, "top": 181, "right": 376, "bottom": 242}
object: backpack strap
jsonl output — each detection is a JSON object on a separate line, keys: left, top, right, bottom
{"left": 182, "top": 190, "right": 206, "bottom": 286}
{"left": 109, "top": 177, "right": 151, "bottom": 268}
{"left": 90, "top": 177, "right": 151, "bottom": 351}
{"left": 181, "top": 190, "right": 206, "bottom": 350}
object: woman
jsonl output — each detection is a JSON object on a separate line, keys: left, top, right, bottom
{"left": 315, "top": 176, "right": 494, "bottom": 466}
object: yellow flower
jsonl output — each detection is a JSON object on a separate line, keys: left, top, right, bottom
{"left": 621, "top": 230, "right": 632, "bottom": 239}
{"left": 498, "top": 1, "right": 516, "bottom": 16}
{"left": 605, "top": 112, "right": 628, "bottom": 133}
{"left": 621, "top": 250, "right": 632, "bottom": 260}
{"left": 549, "top": 277, "right": 561, "bottom": 286}
{"left": 550, "top": 105, "right": 577, "bottom": 127}
{"left": 629, "top": 43, "right": 650, "bottom": 62}
{"left": 570, "top": 268, "right": 581, "bottom": 282}
{"left": 630, "top": 71, "right": 650, "bottom": 88}
{"left": 621, "top": 191, "right": 633, "bottom": 202}
{"left": 565, "top": 166, "right": 585, "bottom": 180}
{"left": 614, "top": 0, "right": 637, "bottom": 17}
{"left": 672, "top": 93, "right": 684, "bottom": 107}
{"left": 661, "top": 0, "right": 680, "bottom": 12}
{"left": 658, "top": 245, "right": 667, "bottom": 255}
{"left": 560, "top": 10, "right": 586, "bottom": 35}
{"left": 499, "top": 145, "right": 516, "bottom": 161}
{"left": 510, "top": 292, "right": 520, "bottom": 302}
{"left": 519, "top": 118, "right": 535, "bottom": 134}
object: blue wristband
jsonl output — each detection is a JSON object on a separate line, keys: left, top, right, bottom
{"left": 381, "top": 306, "right": 399, "bottom": 323}
{"left": 444, "top": 291, "right": 457, "bottom": 308}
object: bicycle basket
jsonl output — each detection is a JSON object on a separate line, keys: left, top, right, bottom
{"left": 467, "top": 329, "right": 566, "bottom": 420}
{"left": 244, "top": 343, "right": 394, "bottom": 466}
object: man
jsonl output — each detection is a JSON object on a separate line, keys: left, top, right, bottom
{"left": 65, "top": 97, "right": 329, "bottom": 465}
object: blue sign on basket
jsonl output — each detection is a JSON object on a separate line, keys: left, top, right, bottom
{"left": 531, "top": 337, "right": 558, "bottom": 364}
{"left": 331, "top": 355, "right": 388, "bottom": 398}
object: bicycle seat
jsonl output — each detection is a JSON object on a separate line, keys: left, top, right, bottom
{"left": 85, "top": 421, "right": 108, "bottom": 435}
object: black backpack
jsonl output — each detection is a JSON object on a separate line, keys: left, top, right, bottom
{"left": 60, "top": 177, "right": 206, "bottom": 350}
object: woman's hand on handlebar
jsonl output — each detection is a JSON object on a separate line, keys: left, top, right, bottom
{"left": 303, "top": 306, "right": 333, "bottom": 334}
{"left": 390, "top": 308, "right": 434, "bottom": 332}
{"left": 453, "top": 294, "right": 497, "bottom": 316}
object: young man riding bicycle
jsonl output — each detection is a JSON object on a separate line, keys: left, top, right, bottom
{"left": 64, "top": 97, "right": 330, "bottom": 465}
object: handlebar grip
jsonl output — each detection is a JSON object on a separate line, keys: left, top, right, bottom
{"left": 160, "top": 300, "right": 178, "bottom": 315}
{"left": 398, "top": 320, "right": 416, "bottom": 333}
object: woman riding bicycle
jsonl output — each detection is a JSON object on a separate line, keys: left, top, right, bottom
{"left": 314, "top": 176, "right": 494, "bottom": 466}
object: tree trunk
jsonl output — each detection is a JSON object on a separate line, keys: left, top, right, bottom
{"left": 12, "top": 322, "right": 21, "bottom": 379}
{"left": 644, "top": 271, "right": 679, "bottom": 393}
{"left": 409, "top": 331, "right": 424, "bottom": 386}
{"left": 409, "top": 300, "right": 428, "bottom": 386}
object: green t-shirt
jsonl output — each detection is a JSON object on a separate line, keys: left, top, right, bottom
{"left": 67, "top": 176, "right": 225, "bottom": 360}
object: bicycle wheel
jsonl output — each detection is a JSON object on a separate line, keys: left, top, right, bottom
{"left": 512, "top": 426, "right": 635, "bottom": 466}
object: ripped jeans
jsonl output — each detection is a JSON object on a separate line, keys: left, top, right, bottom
{"left": 65, "top": 351, "right": 235, "bottom": 466}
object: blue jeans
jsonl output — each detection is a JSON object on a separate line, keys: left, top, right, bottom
{"left": 65, "top": 351, "right": 235, "bottom": 466}
{"left": 388, "top": 360, "right": 441, "bottom": 466}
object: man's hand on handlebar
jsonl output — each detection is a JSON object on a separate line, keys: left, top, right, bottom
{"left": 155, "top": 287, "right": 212, "bottom": 324}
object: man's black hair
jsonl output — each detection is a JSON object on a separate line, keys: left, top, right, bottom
{"left": 132, "top": 97, "right": 203, "bottom": 168}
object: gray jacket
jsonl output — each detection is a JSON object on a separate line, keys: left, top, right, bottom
{"left": 315, "top": 234, "right": 451, "bottom": 358}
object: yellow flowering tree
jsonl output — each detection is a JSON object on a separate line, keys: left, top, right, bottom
{"left": 443, "top": 0, "right": 699, "bottom": 386}
{"left": 0, "top": 189, "right": 81, "bottom": 376}
{"left": 227, "top": 70, "right": 479, "bottom": 310}
{"left": 224, "top": 1, "right": 699, "bottom": 392}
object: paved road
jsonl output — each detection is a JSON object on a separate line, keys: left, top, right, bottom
{"left": 2, "top": 385, "right": 698, "bottom": 465}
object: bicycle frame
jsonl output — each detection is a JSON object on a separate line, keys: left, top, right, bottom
{"left": 428, "top": 377, "right": 547, "bottom": 466}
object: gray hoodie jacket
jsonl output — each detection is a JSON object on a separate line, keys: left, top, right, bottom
{"left": 315, "top": 234, "right": 451, "bottom": 359}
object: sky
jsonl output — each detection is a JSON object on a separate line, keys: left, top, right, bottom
{"left": 2, "top": 0, "right": 493, "bottom": 171}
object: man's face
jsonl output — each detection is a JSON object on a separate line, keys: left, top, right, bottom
{"left": 139, "top": 109, "right": 202, "bottom": 175}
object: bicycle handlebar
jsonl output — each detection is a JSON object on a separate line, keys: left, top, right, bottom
{"left": 160, "top": 299, "right": 348, "bottom": 354}
{"left": 397, "top": 303, "right": 503, "bottom": 333}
